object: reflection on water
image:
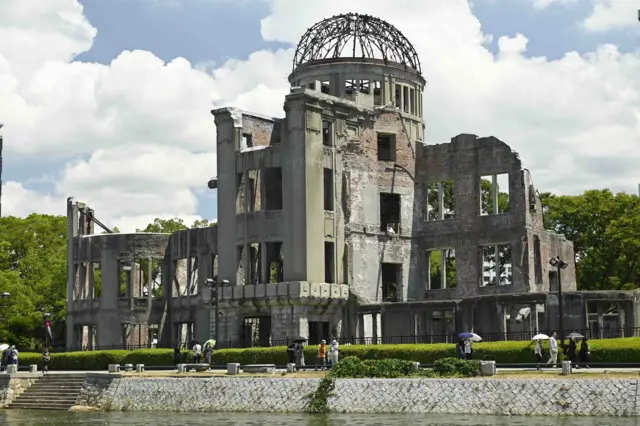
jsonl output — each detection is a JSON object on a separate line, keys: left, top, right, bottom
{"left": 0, "top": 411, "right": 638, "bottom": 426}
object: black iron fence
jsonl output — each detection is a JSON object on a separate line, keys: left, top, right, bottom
{"left": 74, "top": 327, "right": 639, "bottom": 352}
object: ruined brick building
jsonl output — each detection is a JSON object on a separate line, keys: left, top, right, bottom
{"left": 65, "top": 14, "right": 640, "bottom": 350}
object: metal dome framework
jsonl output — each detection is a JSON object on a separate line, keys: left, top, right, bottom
{"left": 292, "top": 13, "right": 422, "bottom": 74}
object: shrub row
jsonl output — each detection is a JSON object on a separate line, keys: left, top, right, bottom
{"left": 14, "top": 337, "right": 640, "bottom": 370}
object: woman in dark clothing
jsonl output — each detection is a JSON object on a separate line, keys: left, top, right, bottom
{"left": 456, "top": 340, "right": 465, "bottom": 359}
{"left": 579, "top": 337, "right": 590, "bottom": 369}
{"left": 567, "top": 339, "right": 577, "bottom": 367}
{"left": 287, "top": 342, "right": 296, "bottom": 364}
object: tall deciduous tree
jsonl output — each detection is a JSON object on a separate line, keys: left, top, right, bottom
{"left": 541, "top": 190, "right": 640, "bottom": 290}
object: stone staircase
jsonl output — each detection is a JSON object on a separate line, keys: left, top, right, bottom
{"left": 8, "top": 374, "right": 86, "bottom": 411}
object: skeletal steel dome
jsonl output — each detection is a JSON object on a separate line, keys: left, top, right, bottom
{"left": 292, "top": 13, "right": 421, "bottom": 74}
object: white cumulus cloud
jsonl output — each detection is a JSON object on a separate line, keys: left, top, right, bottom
{"left": 1, "top": 0, "right": 640, "bottom": 233}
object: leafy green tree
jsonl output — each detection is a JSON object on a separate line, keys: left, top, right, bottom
{"left": 0, "top": 214, "right": 67, "bottom": 348}
{"left": 541, "top": 190, "right": 640, "bottom": 290}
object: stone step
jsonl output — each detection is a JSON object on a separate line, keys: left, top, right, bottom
{"left": 9, "top": 402, "right": 72, "bottom": 410}
{"left": 14, "top": 396, "right": 78, "bottom": 404}
{"left": 28, "top": 383, "right": 85, "bottom": 388}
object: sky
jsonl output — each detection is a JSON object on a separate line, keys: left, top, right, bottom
{"left": 1, "top": 0, "right": 639, "bottom": 232}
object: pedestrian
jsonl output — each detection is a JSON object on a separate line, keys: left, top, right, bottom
{"left": 546, "top": 332, "right": 558, "bottom": 367}
{"left": 534, "top": 340, "right": 543, "bottom": 370}
{"left": 203, "top": 340, "right": 214, "bottom": 366}
{"left": 174, "top": 342, "right": 182, "bottom": 366}
{"left": 9, "top": 346, "right": 18, "bottom": 367}
{"left": 192, "top": 341, "right": 202, "bottom": 363}
{"left": 294, "top": 342, "right": 305, "bottom": 366}
{"left": 579, "top": 337, "right": 591, "bottom": 369}
{"left": 42, "top": 349, "right": 51, "bottom": 374}
{"left": 456, "top": 340, "right": 465, "bottom": 359}
{"left": 329, "top": 339, "right": 339, "bottom": 367}
{"left": 0, "top": 348, "right": 7, "bottom": 372}
{"left": 316, "top": 340, "right": 327, "bottom": 370}
{"left": 287, "top": 342, "right": 296, "bottom": 364}
{"left": 464, "top": 339, "right": 473, "bottom": 360}
{"left": 567, "top": 338, "right": 577, "bottom": 368}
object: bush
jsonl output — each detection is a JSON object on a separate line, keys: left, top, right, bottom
{"left": 431, "top": 357, "right": 480, "bottom": 378}
{"left": 329, "top": 356, "right": 417, "bottom": 378}
{"left": 11, "top": 337, "right": 640, "bottom": 370}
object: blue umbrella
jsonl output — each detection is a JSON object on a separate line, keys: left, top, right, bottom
{"left": 457, "top": 332, "right": 482, "bottom": 342}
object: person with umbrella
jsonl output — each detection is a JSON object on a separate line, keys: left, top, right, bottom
{"left": 457, "top": 333, "right": 481, "bottom": 360}
{"left": 203, "top": 339, "right": 216, "bottom": 366}
{"left": 532, "top": 334, "right": 549, "bottom": 370}
{"left": 579, "top": 337, "right": 591, "bottom": 369}
{"left": 546, "top": 332, "right": 559, "bottom": 367}
{"left": 286, "top": 341, "right": 296, "bottom": 364}
{"left": 293, "top": 337, "right": 306, "bottom": 366}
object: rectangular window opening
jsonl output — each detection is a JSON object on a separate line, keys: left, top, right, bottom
{"left": 426, "top": 180, "right": 455, "bottom": 221}
{"left": 395, "top": 84, "right": 401, "bottom": 107}
{"left": 241, "top": 133, "right": 253, "bottom": 150}
{"left": 322, "top": 120, "right": 332, "bottom": 146}
{"left": 377, "top": 132, "right": 396, "bottom": 162}
{"left": 320, "top": 81, "right": 330, "bottom": 94}
{"left": 359, "top": 80, "right": 370, "bottom": 94}
{"left": 533, "top": 236, "right": 543, "bottom": 285}
{"left": 236, "top": 172, "right": 245, "bottom": 214}
{"left": 380, "top": 193, "right": 401, "bottom": 233}
{"left": 308, "top": 82, "right": 316, "bottom": 90}
{"left": 426, "top": 249, "right": 456, "bottom": 290}
{"left": 266, "top": 242, "right": 283, "bottom": 283}
{"left": 410, "top": 88, "right": 416, "bottom": 115}
{"left": 373, "top": 81, "right": 382, "bottom": 105}
{"left": 480, "top": 173, "right": 510, "bottom": 215}
{"left": 480, "top": 244, "right": 513, "bottom": 287}
{"left": 264, "top": 167, "right": 283, "bottom": 210}
{"left": 323, "top": 168, "right": 334, "bottom": 211}
{"left": 345, "top": 79, "right": 356, "bottom": 95}
{"left": 403, "top": 86, "right": 409, "bottom": 112}
{"left": 381, "top": 263, "right": 401, "bottom": 302}
{"left": 249, "top": 243, "right": 260, "bottom": 285}
{"left": 324, "top": 241, "right": 335, "bottom": 284}
{"left": 247, "top": 169, "right": 261, "bottom": 212}
{"left": 236, "top": 245, "right": 247, "bottom": 286}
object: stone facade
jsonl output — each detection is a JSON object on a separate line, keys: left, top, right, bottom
{"left": 72, "top": 376, "right": 640, "bottom": 416}
{"left": 0, "top": 375, "right": 38, "bottom": 407}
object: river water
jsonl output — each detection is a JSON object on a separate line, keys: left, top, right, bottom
{"left": 0, "top": 411, "right": 635, "bottom": 426}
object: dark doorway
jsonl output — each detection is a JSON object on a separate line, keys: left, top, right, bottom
{"left": 549, "top": 270, "right": 558, "bottom": 293}
{"left": 243, "top": 316, "right": 271, "bottom": 347}
{"left": 308, "top": 321, "right": 330, "bottom": 345}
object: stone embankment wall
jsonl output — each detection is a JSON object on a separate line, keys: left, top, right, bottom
{"left": 0, "top": 374, "right": 39, "bottom": 407}
{"left": 73, "top": 375, "right": 640, "bottom": 416}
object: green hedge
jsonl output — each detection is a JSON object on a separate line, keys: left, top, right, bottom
{"left": 14, "top": 337, "right": 640, "bottom": 370}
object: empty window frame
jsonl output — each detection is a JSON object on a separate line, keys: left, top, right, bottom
{"left": 307, "top": 81, "right": 316, "bottom": 90}
{"left": 395, "top": 84, "right": 402, "bottom": 107}
{"left": 359, "top": 80, "right": 371, "bottom": 94}
{"left": 322, "top": 120, "right": 332, "bottom": 146}
{"left": 403, "top": 86, "right": 409, "bottom": 112}
{"left": 480, "top": 173, "right": 510, "bottom": 215}
{"left": 380, "top": 193, "right": 401, "bottom": 233}
{"left": 381, "top": 263, "right": 401, "bottom": 301}
{"left": 247, "top": 169, "right": 261, "bottom": 212}
{"left": 236, "top": 172, "right": 245, "bottom": 214}
{"left": 264, "top": 168, "right": 283, "bottom": 210}
{"left": 345, "top": 79, "right": 357, "bottom": 95}
{"left": 241, "top": 133, "right": 253, "bottom": 150}
{"left": 410, "top": 88, "right": 416, "bottom": 115}
{"left": 324, "top": 241, "right": 335, "bottom": 284}
{"left": 533, "top": 236, "right": 543, "bottom": 285}
{"left": 377, "top": 132, "right": 396, "bottom": 162}
{"left": 425, "top": 180, "right": 455, "bottom": 220}
{"left": 426, "top": 249, "right": 456, "bottom": 289}
{"left": 480, "top": 244, "right": 513, "bottom": 286}
{"left": 373, "top": 81, "right": 382, "bottom": 105}
{"left": 266, "top": 242, "right": 283, "bottom": 283}
{"left": 320, "top": 81, "right": 330, "bottom": 94}
{"left": 323, "top": 168, "right": 334, "bottom": 211}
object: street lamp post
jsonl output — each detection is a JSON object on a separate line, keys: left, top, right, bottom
{"left": 549, "top": 256, "right": 569, "bottom": 343}
{"left": 204, "top": 276, "right": 230, "bottom": 343}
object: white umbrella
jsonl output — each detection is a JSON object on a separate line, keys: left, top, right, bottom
{"left": 532, "top": 334, "right": 550, "bottom": 340}
{"left": 0, "top": 344, "right": 9, "bottom": 351}
{"left": 469, "top": 333, "right": 482, "bottom": 342}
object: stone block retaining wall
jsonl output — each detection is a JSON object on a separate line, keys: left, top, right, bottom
{"left": 71, "top": 375, "right": 640, "bottom": 416}
{"left": 0, "top": 374, "right": 39, "bottom": 407}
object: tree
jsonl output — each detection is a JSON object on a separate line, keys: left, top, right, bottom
{"left": 0, "top": 214, "right": 67, "bottom": 348}
{"left": 425, "top": 178, "right": 508, "bottom": 220}
{"left": 541, "top": 190, "right": 640, "bottom": 290}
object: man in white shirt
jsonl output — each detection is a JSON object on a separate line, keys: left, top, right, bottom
{"left": 192, "top": 341, "right": 202, "bottom": 363}
{"left": 546, "top": 332, "right": 558, "bottom": 366}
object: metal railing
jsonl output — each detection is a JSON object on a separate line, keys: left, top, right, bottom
{"left": 72, "top": 327, "right": 640, "bottom": 352}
